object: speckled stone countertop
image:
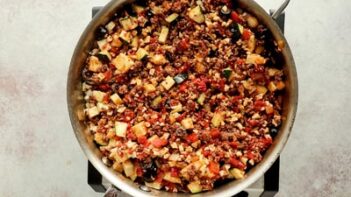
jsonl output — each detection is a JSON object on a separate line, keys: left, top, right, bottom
{"left": 0, "top": 0, "right": 350, "bottom": 196}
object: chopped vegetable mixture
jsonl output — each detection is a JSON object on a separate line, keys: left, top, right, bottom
{"left": 81, "top": 0, "right": 286, "bottom": 193}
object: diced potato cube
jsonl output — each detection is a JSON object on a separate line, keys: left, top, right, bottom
{"left": 115, "top": 121, "right": 128, "bottom": 137}
{"left": 194, "top": 62, "right": 206, "bottom": 73}
{"left": 247, "top": 15, "right": 258, "bottom": 28}
{"left": 88, "top": 56, "right": 103, "bottom": 72}
{"left": 246, "top": 54, "right": 266, "bottom": 65}
{"left": 211, "top": 112, "right": 224, "bottom": 127}
{"left": 169, "top": 113, "right": 179, "bottom": 124}
{"left": 97, "top": 102, "right": 109, "bottom": 111}
{"left": 97, "top": 39, "right": 111, "bottom": 51}
{"left": 144, "top": 83, "right": 156, "bottom": 93}
{"left": 119, "top": 17, "right": 138, "bottom": 30}
{"left": 119, "top": 30, "right": 132, "bottom": 43}
{"left": 94, "top": 133, "right": 107, "bottom": 145}
{"left": 150, "top": 54, "right": 168, "bottom": 65}
{"left": 181, "top": 118, "right": 194, "bottom": 129}
{"left": 105, "top": 21, "right": 116, "bottom": 33}
{"left": 161, "top": 76, "right": 175, "bottom": 90}
{"left": 87, "top": 106, "right": 100, "bottom": 118}
{"left": 268, "top": 68, "right": 280, "bottom": 77}
{"left": 92, "top": 90, "right": 106, "bottom": 102}
{"left": 171, "top": 104, "right": 183, "bottom": 113}
{"left": 230, "top": 168, "right": 245, "bottom": 179}
{"left": 145, "top": 181, "right": 162, "bottom": 190}
{"left": 112, "top": 161, "right": 123, "bottom": 173}
{"left": 123, "top": 160, "right": 136, "bottom": 179}
{"left": 163, "top": 172, "right": 181, "bottom": 184}
{"left": 110, "top": 93, "right": 123, "bottom": 105}
{"left": 247, "top": 35, "right": 256, "bottom": 52}
{"left": 189, "top": 6, "right": 205, "bottom": 23}
{"left": 276, "top": 81, "right": 285, "bottom": 90}
{"left": 187, "top": 181, "right": 202, "bottom": 193}
{"left": 268, "top": 81, "right": 277, "bottom": 92}
{"left": 111, "top": 33, "right": 123, "bottom": 48}
{"left": 136, "top": 48, "right": 148, "bottom": 60}
{"left": 265, "top": 104, "right": 274, "bottom": 114}
{"left": 256, "top": 85, "right": 267, "bottom": 95}
{"left": 158, "top": 26, "right": 169, "bottom": 43}
{"left": 112, "top": 53, "right": 134, "bottom": 73}
{"left": 131, "top": 122, "right": 147, "bottom": 137}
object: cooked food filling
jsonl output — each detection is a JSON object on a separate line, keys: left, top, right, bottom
{"left": 81, "top": 0, "right": 286, "bottom": 193}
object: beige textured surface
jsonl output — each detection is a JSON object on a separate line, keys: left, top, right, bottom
{"left": 0, "top": 0, "right": 350, "bottom": 196}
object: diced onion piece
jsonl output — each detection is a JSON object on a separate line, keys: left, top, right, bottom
{"left": 161, "top": 76, "right": 175, "bottom": 90}
{"left": 115, "top": 121, "right": 128, "bottom": 137}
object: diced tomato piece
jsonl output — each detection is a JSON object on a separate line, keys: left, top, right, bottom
{"left": 178, "top": 62, "right": 191, "bottom": 73}
{"left": 208, "top": 161, "right": 220, "bottom": 174}
{"left": 135, "top": 163, "right": 143, "bottom": 177}
{"left": 210, "top": 128, "right": 221, "bottom": 139}
{"left": 231, "top": 11, "right": 243, "bottom": 23}
{"left": 194, "top": 79, "right": 207, "bottom": 92}
{"left": 254, "top": 100, "right": 266, "bottom": 111}
{"left": 179, "top": 83, "right": 188, "bottom": 92}
{"left": 229, "top": 158, "right": 245, "bottom": 169}
{"left": 127, "top": 131, "right": 137, "bottom": 141}
{"left": 155, "top": 171, "right": 164, "bottom": 183}
{"left": 137, "top": 136, "right": 148, "bottom": 145}
{"left": 247, "top": 151, "right": 255, "bottom": 160}
{"left": 242, "top": 29, "right": 251, "bottom": 40}
{"left": 152, "top": 138, "right": 168, "bottom": 148}
{"left": 230, "top": 141, "right": 238, "bottom": 149}
{"left": 176, "top": 112, "right": 187, "bottom": 122}
{"left": 251, "top": 72, "right": 265, "bottom": 82}
{"left": 164, "top": 181, "right": 176, "bottom": 191}
{"left": 98, "top": 84, "right": 110, "bottom": 91}
{"left": 202, "top": 149, "right": 211, "bottom": 157}
{"left": 261, "top": 137, "right": 273, "bottom": 148}
{"left": 103, "top": 70, "right": 113, "bottom": 81}
{"left": 186, "top": 133, "right": 198, "bottom": 143}
{"left": 245, "top": 127, "right": 252, "bottom": 133}
{"left": 178, "top": 38, "right": 190, "bottom": 51}
{"left": 170, "top": 167, "right": 180, "bottom": 177}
